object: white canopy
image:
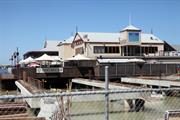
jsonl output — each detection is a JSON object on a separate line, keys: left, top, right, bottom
{"left": 19, "top": 59, "right": 24, "bottom": 64}
{"left": 127, "top": 58, "right": 145, "bottom": 63}
{"left": 51, "top": 56, "right": 62, "bottom": 61}
{"left": 35, "top": 54, "right": 54, "bottom": 61}
{"left": 19, "top": 57, "right": 35, "bottom": 64}
{"left": 65, "top": 54, "right": 92, "bottom": 61}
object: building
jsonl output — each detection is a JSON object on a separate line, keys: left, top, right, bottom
{"left": 69, "top": 24, "right": 174, "bottom": 59}
{"left": 22, "top": 24, "right": 176, "bottom": 61}
{"left": 12, "top": 24, "right": 180, "bottom": 87}
{"left": 23, "top": 40, "right": 60, "bottom": 59}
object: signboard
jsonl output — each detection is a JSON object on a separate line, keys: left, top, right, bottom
{"left": 36, "top": 67, "right": 63, "bottom": 73}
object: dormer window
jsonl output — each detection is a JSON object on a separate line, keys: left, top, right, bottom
{"left": 128, "top": 32, "right": 139, "bottom": 42}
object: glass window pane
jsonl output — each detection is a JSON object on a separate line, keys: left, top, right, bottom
{"left": 128, "top": 32, "right": 139, "bottom": 42}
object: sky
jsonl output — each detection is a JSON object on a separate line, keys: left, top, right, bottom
{"left": 0, "top": 0, "right": 180, "bottom": 64}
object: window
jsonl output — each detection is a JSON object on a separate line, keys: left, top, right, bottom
{"left": 94, "top": 46, "right": 119, "bottom": 54}
{"left": 75, "top": 47, "right": 84, "bottom": 54}
{"left": 94, "top": 46, "right": 105, "bottom": 53}
{"left": 141, "top": 47, "right": 158, "bottom": 54}
{"left": 128, "top": 32, "right": 139, "bottom": 42}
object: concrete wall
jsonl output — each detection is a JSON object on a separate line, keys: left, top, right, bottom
{"left": 15, "top": 81, "right": 41, "bottom": 108}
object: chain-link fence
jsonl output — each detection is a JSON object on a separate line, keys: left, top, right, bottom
{"left": 0, "top": 88, "right": 180, "bottom": 120}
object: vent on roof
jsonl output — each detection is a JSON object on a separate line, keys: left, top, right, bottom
{"left": 150, "top": 37, "right": 153, "bottom": 40}
{"left": 83, "top": 34, "right": 88, "bottom": 39}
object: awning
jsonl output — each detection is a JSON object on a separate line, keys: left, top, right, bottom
{"left": 19, "top": 57, "right": 35, "bottom": 64}
{"left": 97, "top": 59, "right": 129, "bottom": 63}
{"left": 35, "top": 54, "right": 54, "bottom": 61}
{"left": 127, "top": 58, "right": 145, "bottom": 63}
{"left": 97, "top": 58, "right": 145, "bottom": 63}
{"left": 65, "top": 54, "right": 92, "bottom": 61}
{"left": 51, "top": 56, "right": 62, "bottom": 61}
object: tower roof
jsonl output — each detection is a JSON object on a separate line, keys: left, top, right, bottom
{"left": 121, "top": 25, "right": 141, "bottom": 32}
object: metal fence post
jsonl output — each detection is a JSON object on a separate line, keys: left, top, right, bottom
{"left": 164, "top": 111, "right": 169, "bottom": 120}
{"left": 105, "top": 66, "right": 109, "bottom": 120}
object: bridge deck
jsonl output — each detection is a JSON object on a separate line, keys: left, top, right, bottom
{"left": 121, "top": 77, "right": 180, "bottom": 87}
{"left": 72, "top": 78, "right": 140, "bottom": 89}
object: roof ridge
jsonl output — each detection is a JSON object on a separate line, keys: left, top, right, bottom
{"left": 78, "top": 32, "right": 119, "bottom": 34}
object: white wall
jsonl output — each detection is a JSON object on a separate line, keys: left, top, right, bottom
{"left": 158, "top": 44, "right": 164, "bottom": 51}
{"left": 58, "top": 44, "right": 74, "bottom": 60}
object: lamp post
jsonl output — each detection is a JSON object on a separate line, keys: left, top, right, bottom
{"left": 10, "top": 47, "right": 19, "bottom": 66}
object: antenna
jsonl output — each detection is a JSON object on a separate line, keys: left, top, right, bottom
{"left": 76, "top": 26, "right": 78, "bottom": 33}
{"left": 151, "top": 28, "right": 153, "bottom": 34}
{"left": 44, "top": 36, "right": 48, "bottom": 48}
{"left": 129, "top": 13, "right": 132, "bottom": 25}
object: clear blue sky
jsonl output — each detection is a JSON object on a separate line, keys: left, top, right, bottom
{"left": 0, "top": 0, "right": 180, "bottom": 64}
